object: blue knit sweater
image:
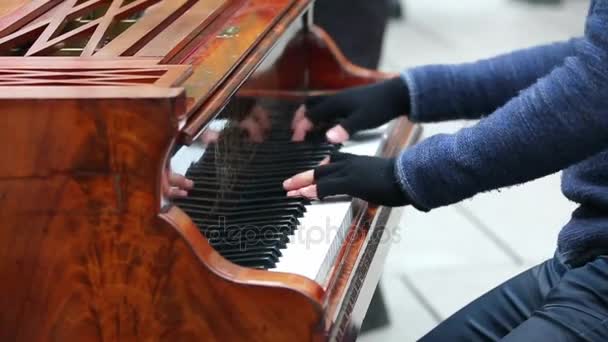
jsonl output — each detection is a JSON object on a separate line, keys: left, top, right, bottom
{"left": 396, "top": 0, "right": 608, "bottom": 258}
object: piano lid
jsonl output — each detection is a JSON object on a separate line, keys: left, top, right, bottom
{"left": 0, "top": 0, "right": 312, "bottom": 120}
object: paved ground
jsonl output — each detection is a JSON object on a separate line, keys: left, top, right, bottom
{"left": 360, "top": 0, "right": 589, "bottom": 340}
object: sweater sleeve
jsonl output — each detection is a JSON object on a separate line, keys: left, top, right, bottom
{"left": 402, "top": 38, "right": 581, "bottom": 123}
{"left": 395, "top": 2, "right": 608, "bottom": 210}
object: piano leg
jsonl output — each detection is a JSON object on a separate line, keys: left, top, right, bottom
{"left": 360, "top": 284, "right": 391, "bottom": 333}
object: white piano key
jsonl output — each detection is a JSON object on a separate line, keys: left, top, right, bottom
{"left": 272, "top": 201, "right": 352, "bottom": 282}
{"left": 272, "top": 126, "right": 388, "bottom": 282}
{"left": 171, "top": 143, "right": 206, "bottom": 176}
{"left": 341, "top": 126, "right": 388, "bottom": 157}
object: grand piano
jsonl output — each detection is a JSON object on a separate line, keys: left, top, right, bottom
{"left": 0, "top": 1, "right": 421, "bottom": 341}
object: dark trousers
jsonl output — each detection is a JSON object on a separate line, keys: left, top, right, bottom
{"left": 421, "top": 251, "right": 608, "bottom": 341}
{"left": 314, "top": 0, "right": 389, "bottom": 69}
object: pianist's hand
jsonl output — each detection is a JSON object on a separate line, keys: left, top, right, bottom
{"left": 291, "top": 77, "right": 410, "bottom": 144}
{"left": 283, "top": 152, "right": 410, "bottom": 207}
{"left": 162, "top": 171, "right": 194, "bottom": 199}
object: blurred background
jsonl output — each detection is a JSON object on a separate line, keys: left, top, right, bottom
{"left": 342, "top": 0, "right": 589, "bottom": 340}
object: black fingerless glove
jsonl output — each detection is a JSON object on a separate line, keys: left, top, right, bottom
{"left": 314, "top": 152, "right": 411, "bottom": 207}
{"left": 306, "top": 77, "right": 410, "bottom": 135}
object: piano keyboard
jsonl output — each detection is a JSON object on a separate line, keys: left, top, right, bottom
{"left": 271, "top": 135, "right": 385, "bottom": 282}
{"left": 171, "top": 115, "right": 389, "bottom": 283}
{"left": 174, "top": 139, "right": 338, "bottom": 270}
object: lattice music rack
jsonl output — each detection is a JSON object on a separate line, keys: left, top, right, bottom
{"left": 0, "top": 0, "right": 230, "bottom": 90}
{"left": 0, "top": 58, "right": 191, "bottom": 86}
{"left": 0, "top": 0, "right": 227, "bottom": 58}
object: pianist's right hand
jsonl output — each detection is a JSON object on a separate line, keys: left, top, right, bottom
{"left": 283, "top": 152, "right": 411, "bottom": 207}
{"left": 291, "top": 77, "right": 410, "bottom": 143}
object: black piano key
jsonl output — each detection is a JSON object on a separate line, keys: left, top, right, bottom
{"left": 221, "top": 249, "right": 281, "bottom": 262}
{"left": 228, "top": 256, "right": 276, "bottom": 269}
{"left": 193, "top": 215, "right": 299, "bottom": 228}
{"left": 214, "top": 245, "right": 282, "bottom": 258}
{"left": 180, "top": 180, "right": 287, "bottom": 191}
{"left": 205, "top": 141, "right": 336, "bottom": 153}
{"left": 206, "top": 233, "right": 293, "bottom": 247}
{"left": 189, "top": 178, "right": 287, "bottom": 188}
{"left": 200, "top": 222, "right": 296, "bottom": 236}
{"left": 187, "top": 161, "right": 321, "bottom": 174}
{"left": 208, "top": 235, "right": 289, "bottom": 249}
{"left": 186, "top": 167, "right": 316, "bottom": 179}
{"left": 201, "top": 154, "right": 328, "bottom": 165}
{"left": 186, "top": 207, "right": 305, "bottom": 222}
{"left": 175, "top": 194, "right": 305, "bottom": 206}
{"left": 203, "top": 145, "right": 334, "bottom": 156}
{"left": 234, "top": 151, "right": 331, "bottom": 161}
{"left": 177, "top": 200, "right": 305, "bottom": 213}
{"left": 201, "top": 226, "right": 294, "bottom": 240}
{"left": 203, "top": 227, "right": 296, "bottom": 239}
{"left": 210, "top": 236, "right": 288, "bottom": 250}
{"left": 197, "top": 230, "right": 295, "bottom": 248}
{"left": 205, "top": 149, "right": 333, "bottom": 159}
{"left": 186, "top": 161, "right": 324, "bottom": 176}
{"left": 193, "top": 216, "right": 298, "bottom": 227}
{"left": 186, "top": 188, "right": 289, "bottom": 200}
{"left": 210, "top": 236, "right": 289, "bottom": 253}
{"left": 200, "top": 148, "right": 331, "bottom": 160}
{"left": 201, "top": 229, "right": 293, "bottom": 248}
{"left": 185, "top": 173, "right": 309, "bottom": 185}
{"left": 180, "top": 204, "right": 306, "bottom": 218}
{"left": 195, "top": 216, "right": 298, "bottom": 227}
{"left": 207, "top": 227, "right": 290, "bottom": 241}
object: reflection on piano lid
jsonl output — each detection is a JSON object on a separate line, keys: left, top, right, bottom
{"left": 170, "top": 97, "right": 389, "bottom": 283}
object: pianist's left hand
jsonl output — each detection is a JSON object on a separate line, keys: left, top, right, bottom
{"left": 162, "top": 171, "right": 194, "bottom": 199}
{"left": 283, "top": 152, "right": 411, "bottom": 207}
{"left": 291, "top": 77, "right": 410, "bottom": 144}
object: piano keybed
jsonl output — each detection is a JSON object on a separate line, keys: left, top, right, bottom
{"left": 173, "top": 106, "right": 340, "bottom": 271}
{"left": 175, "top": 140, "right": 338, "bottom": 270}
{"left": 171, "top": 102, "right": 390, "bottom": 282}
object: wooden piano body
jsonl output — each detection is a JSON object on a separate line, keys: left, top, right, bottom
{"left": 0, "top": 1, "right": 420, "bottom": 341}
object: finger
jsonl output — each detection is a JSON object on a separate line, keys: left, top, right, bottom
{"left": 291, "top": 117, "right": 313, "bottom": 142}
{"left": 286, "top": 185, "right": 318, "bottom": 200}
{"left": 314, "top": 162, "right": 344, "bottom": 180}
{"left": 200, "top": 130, "right": 220, "bottom": 144}
{"left": 338, "top": 109, "right": 369, "bottom": 136}
{"left": 283, "top": 169, "right": 315, "bottom": 191}
{"left": 252, "top": 106, "right": 271, "bottom": 131}
{"left": 326, "top": 124, "right": 350, "bottom": 144}
{"left": 161, "top": 171, "right": 171, "bottom": 196}
{"left": 169, "top": 172, "right": 194, "bottom": 190}
{"left": 291, "top": 104, "right": 307, "bottom": 130}
{"left": 317, "top": 178, "right": 348, "bottom": 199}
{"left": 168, "top": 188, "right": 189, "bottom": 198}
{"left": 239, "top": 117, "right": 265, "bottom": 142}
